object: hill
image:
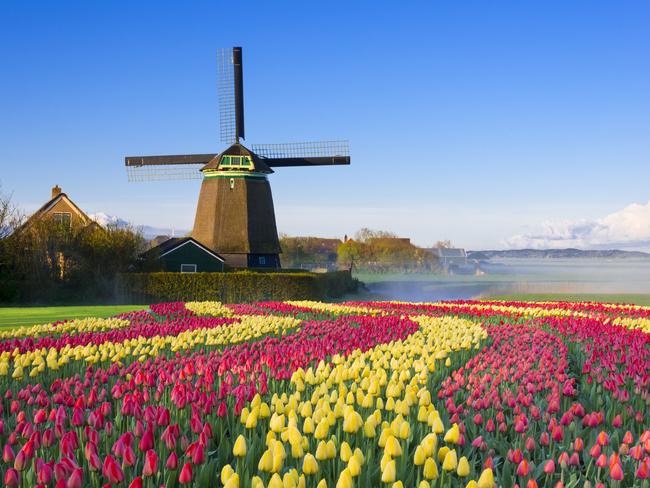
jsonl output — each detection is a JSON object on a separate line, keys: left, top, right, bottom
{"left": 467, "top": 248, "right": 650, "bottom": 260}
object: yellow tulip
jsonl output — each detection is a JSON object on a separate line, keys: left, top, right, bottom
{"left": 268, "top": 473, "right": 283, "bottom": 488}
{"left": 381, "top": 459, "right": 396, "bottom": 483}
{"left": 223, "top": 473, "right": 239, "bottom": 488}
{"left": 271, "top": 442, "right": 285, "bottom": 472}
{"left": 421, "top": 433, "right": 437, "bottom": 457}
{"left": 348, "top": 455, "right": 361, "bottom": 477}
{"left": 476, "top": 468, "right": 495, "bottom": 488}
{"left": 220, "top": 464, "right": 235, "bottom": 484}
{"left": 316, "top": 480, "right": 327, "bottom": 488}
{"left": 443, "top": 423, "right": 460, "bottom": 444}
{"left": 413, "top": 445, "right": 426, "bottom": 466}
{"left": 385, "top": 435, "right": 402, "bottom": 457}
{"left": 336, "top": 468, "right": 353, "bottom": 488}
{"left": 431, "top": 417, "right": 444, "bottom": 434}
{"left": 326, "top": 440, "right": 337, "bottom": 459}
{"left": 302, "top": 453, "right": 319, "bottom": 475}
{"left": 442, "top": 450, "right": 458, "bottom": 471}
{"left": 315, "top": 441, "right": 328, "bottom": 461}
{"left": 437, "top": 446, "right": 450, "bottom": 463}
{"left": 353, "top": 448, "right": 365, "bottom": 466}
{"left": 457, "top": 456, "right": 470, "bottom": 477}
{"left": 419, "top": 482, "right": 431, "bottom": 488}
{"left": 340, "top": 442, "right": 352, "bottom": 462}
{"left": 466, "top": 481, "right": 478, "bottom": 488}
{"left": 423, "top": 458, "right": 439, "bottom": 480}
{"left": 232, "top": 435, "right": 247, "bottom": 457}
{"left": 258, "top": 449, "right": 273, "bottom": 472}
{"left": 251, "top": 476, "right": 264, "bottom": 488}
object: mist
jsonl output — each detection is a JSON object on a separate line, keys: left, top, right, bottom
{"left": 359, "top": 258, "right": 650, "bottom": 302}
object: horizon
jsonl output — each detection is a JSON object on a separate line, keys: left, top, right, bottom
{"left": 1, "top": 1, "right": 649, "bottom": 251}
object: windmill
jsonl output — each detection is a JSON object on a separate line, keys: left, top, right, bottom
{"left": 125, "top": 47, "right": 350, "bottom": 269}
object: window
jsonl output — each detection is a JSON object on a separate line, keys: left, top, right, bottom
{"left": 180, "top": 264, "right": 197, "bottom": 273}
{"left": 259, "top": 256, "right": 266, "bottom": 265}
{"left": 220, "top": 155, "right": 252, "bottom": 169}
{"left": 52, "top": 212, "right": 71, "bottom": 229}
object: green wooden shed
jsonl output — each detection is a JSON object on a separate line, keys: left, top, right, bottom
{"left": 145, "top": 237, "right": 225, "bottom": 272}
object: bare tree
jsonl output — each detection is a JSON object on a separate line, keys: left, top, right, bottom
{"left": 0, "top": 187, "right": 23, "bottom": 239}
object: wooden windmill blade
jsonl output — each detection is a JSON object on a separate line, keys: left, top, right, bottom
{"left": 217, "top": 47, "right": 245, "bottom": 144}
{"left": 124, "top": 154, "right": 216, "bottom": 182}
{"left": 252, "top": 140, "right": 351, "bottom": 167}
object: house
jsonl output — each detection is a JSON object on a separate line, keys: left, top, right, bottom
{"left": 430, "top": 248, "right": 468, "bottom": 267}
{"left": 143, "top": 237, "right": 225, "bottom": 272}
{"left": 20, "top": 185, "right": 96, "bottom": 231}
{"left": 15, "top": 186, "right": 100, "bottom": 279}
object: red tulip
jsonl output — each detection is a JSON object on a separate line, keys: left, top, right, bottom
{"left": 166, "top": 452, "right": 178, "bottom": 470}
{"left": 597, "top": 431, "right": 609, "bottom": 446}
{"left": 13, "top": 449, "right": 27, "bottom": 471}
{"left": 178, "top": 462, "right": 192, "bottom": 484}
{"left": 4, "top": 468, "right": 19, "bottom": 488}
{"left": 102, "top": 455, "right": 124, "bottom": 484}
{"left": 37, "top": 462, "right": 53, "bottom": 485}
{"left": 67, "top": 468, "right": 83, "bottom": 488}
{"left": 3, "top": 445, "right": 15, "bottom": 463}
{"left": 637, "top": 459, "right": 650, "bottom": 479}
{"left": 543, "top": 460, "right": 555, "bottom": 474}
{"left": 143, "top": 450, "right": 158, "bottom": 477}
{"left": 517, "top": 459, "right": 530, "bottom": 477}
{"left": 595, "top": 454, "right": 608, "bottom": 468}
{"left": 610, "top": 462, "right": 624, "bottom": 481}
{"left": 129, "top": 477, "right": 144, "bottom": 488}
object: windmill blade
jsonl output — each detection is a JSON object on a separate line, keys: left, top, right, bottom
{"left": 217, "top": 47, "right": 245, "bottom": 144}
{"left": 125, "top": 154, "right": 215, "bottom": 182}
{"left": 252, "top": 140, "right": 350, "bottom": 167}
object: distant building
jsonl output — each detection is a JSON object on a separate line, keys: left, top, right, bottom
{"left": 430, "top": 248, "right": 468, "bottom": 268}
{"left": 143, "top": 237, "right": 225, "bottom": 273}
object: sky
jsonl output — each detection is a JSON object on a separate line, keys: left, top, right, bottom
{"left": 1, "top": 1, "right": 649, "bottom": 250}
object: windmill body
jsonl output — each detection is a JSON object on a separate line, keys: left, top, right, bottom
{"left": 193, "top": 143, "right": 281, "bottom": 268}
{"left": 125, "top": 47, "right": 350, "bottom": 269}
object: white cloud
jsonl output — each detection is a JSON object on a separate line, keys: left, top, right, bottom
{"left": 504, "top": 201, "right": 650, "bottom": 250}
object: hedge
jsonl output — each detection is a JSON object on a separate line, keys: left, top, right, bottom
{"left": 116, "top": 270, "right": 359, "bottom": 303}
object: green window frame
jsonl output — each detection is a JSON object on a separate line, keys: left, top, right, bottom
{"left": 219, "top": 155, "right": 252, "bottom": 169}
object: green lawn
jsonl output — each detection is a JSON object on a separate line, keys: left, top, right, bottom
{"left": 483, "top": 293, "right": 650, "bottom": 306}
{"left": 0, "top": 305, "right": 148, "bottom": 329}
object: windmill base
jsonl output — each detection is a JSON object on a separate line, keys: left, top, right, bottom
{"left": 192, "top": 174, "right": 282, "bottom": 269}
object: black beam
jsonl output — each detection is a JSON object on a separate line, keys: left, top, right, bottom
{"left": 264, "top": 156, "right": 351, "bottom": 167}
{"left": 125, "top": 154, "right": 217, "bottom": 167}
{"left": 233, "top": 47, "right": 245, "bottom": 141}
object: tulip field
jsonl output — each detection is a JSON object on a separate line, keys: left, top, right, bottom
{"left": 0, "top": 300, "right": 649, "bottom": 488}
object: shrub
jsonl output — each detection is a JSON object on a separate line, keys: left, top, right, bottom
{"left": 117, "top": 270, "right": 359, "bottom": 303}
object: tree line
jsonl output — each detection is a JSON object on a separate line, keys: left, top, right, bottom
{"left": 281, "top": 229, "right": 441, "bottom": 273}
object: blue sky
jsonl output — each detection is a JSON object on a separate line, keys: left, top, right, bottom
{"left": 1, "top": 1, "right": 649, "bottom": 249}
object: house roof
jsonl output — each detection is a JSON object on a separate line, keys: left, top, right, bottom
{"left": 19, "top": 188, "right": 94, "bottom": 232}
{"left": 431, "top": 248, "right": 467, "bottom": 258}
{"left": 143, "top": 237, "right": 225, "bottom": 262}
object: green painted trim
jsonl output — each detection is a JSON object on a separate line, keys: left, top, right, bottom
{"left": 202, "top": 170, "right": 267, "bottom": 180}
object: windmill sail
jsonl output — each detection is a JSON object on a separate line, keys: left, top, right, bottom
{"left": 125, "top": 154, "right": 216, "bottom": 182}
{"left": 252, "top": 140, "right": 350, "bottom": 167}
{"left": 218, "top": 47, "right": 245, "bottom": 144}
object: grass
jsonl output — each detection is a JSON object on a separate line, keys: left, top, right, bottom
{"left": 0, "top": 304, "right": 148, "bottom": 329}
{"left": 483, "top": 293, "right": 650, "bottom": 306}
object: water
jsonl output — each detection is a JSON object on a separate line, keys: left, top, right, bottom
{"left": 360, "top": 258, "right": 650, "bottom": 302}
